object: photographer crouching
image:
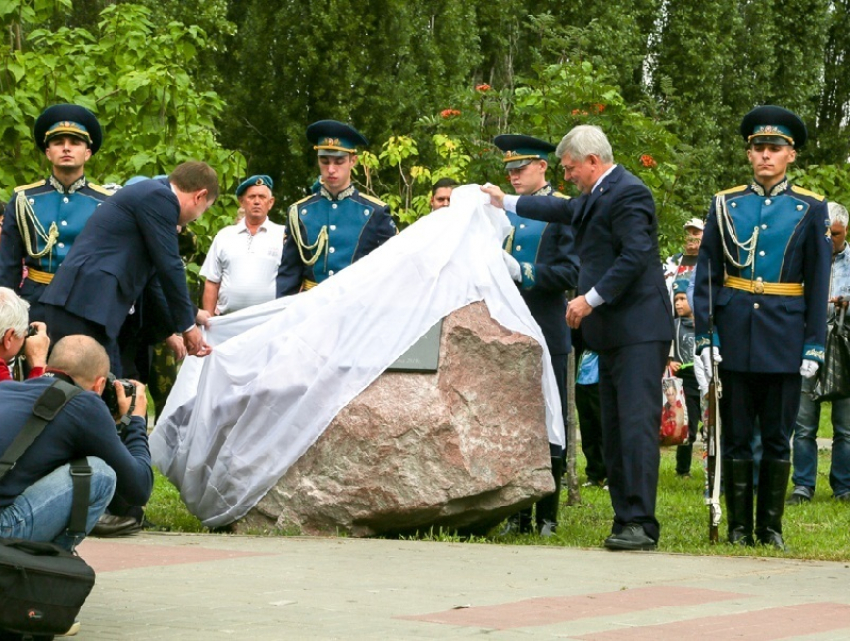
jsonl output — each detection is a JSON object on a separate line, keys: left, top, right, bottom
{"left": 0, "top": 331, "right": 153, "bottom": 550}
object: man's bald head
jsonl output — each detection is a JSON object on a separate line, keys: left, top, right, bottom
{"left": 47, "top": 335, "right": 110, "bottom": 389}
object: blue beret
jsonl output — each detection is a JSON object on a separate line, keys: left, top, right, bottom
{"left": 236, "top": 175, "right": 274, "bottom": 197}
{"left": 493, "top": 134, "right": 556, "bottom": 169}
{"left": 673, "top": 279, "right": 690, "bottom": 295}
{"left": 34, "top": 103, "right": 102, "bottom": 155}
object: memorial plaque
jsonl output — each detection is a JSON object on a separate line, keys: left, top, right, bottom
{"left": 387, "top": 320, "right": 442, "bottom": 372}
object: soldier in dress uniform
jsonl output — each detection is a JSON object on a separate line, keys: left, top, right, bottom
{"left": 694, "top": 105, "right": 832, "bottom": 550}
{"left": 493, "top": 134, "right": 580, "bottom": 537}
{"left": 276, "top": 120, "right": 397, "bottom": 297}
{"left": 0, "top": 104, "right": 111, "bottom": 322}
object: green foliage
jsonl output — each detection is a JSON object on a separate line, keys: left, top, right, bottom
{"left": 789, "top": 164, "right": 850, "bottom": 209}
{"left": 0, "top": 2, "right": 245, "bottom": 267}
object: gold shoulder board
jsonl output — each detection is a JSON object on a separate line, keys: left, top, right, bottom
{"left": 791, "top": 185, "right": 826, "bottom": 201}
{"left": 13, "top": 180, "right": 46, "bottom": 193}
{"left": 715, "top": 185, "right": 747, "bottom": 196}
{"left": 359, "top": 193, "right": 387, "bottom": 207}
{"left": 88, "top": 183, "right": 115, "bottom": 196}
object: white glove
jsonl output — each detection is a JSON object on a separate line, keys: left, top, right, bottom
{"left": 502, "top": 252, "right": 522, "bottom": 282}
{"left": 800, "top": 360, "right": 819, "bottom": 379}
{"left": 700, "top": 347, "right": 722, "bottom": 381}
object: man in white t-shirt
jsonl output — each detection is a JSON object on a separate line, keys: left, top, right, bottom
{"left": 200, "top": 175, "right": 285, "bottom": 315}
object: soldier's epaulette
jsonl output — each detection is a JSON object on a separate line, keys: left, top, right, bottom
{"left": 791, "top": 185, "right": 826, "bottom": 201}
{"left": 13, "top": 180, "right": 46, "bottom": 193}
{"left": 715, "top": 185, "right": 747, "bottom": 196}
{"left": 358, "top": 192, "right": 387, "bottom": 207}
{"left": 552, "top": 192, "right": 571, "bottom": 200}
{"left": 289, "top": 194, "right": 314, "bottom": 212}
{"left": 87, "top": 183, "right": 115, "bottom": 196}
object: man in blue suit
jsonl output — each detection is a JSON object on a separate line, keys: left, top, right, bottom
{"left": 492, "top": 134, "right": 579, "bottom": 537}
{"left": 276, "top": 120, "right": 396, "bottom": 297}
{"left": 484, "top": 125, "right": 673, "bottom": 550}
{"left": 40, "top": 161, "right": 218, "bottom": 376}
{"left": 694, "top": 106, "right": 831, "bottom": 550}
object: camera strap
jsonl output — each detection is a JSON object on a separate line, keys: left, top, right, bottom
{"left": 0, "top": 380, "right": 92, "bottom": 538}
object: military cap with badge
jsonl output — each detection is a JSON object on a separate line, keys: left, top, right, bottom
{"left": 493, "top": 134, "right": 556, "bottom": 170}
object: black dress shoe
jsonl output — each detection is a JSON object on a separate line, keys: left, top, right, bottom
{"left": 603, "top": 523, "right": 656, "bottom": 551}
{"left": 90, "top": 514, "right": 142, "bottom": 538}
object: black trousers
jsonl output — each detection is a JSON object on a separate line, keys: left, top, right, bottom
{"left": 598, "top": 340, "right": 669, "bottom": 542}
{"left": 719, "top": 370, "right": 801, "bottom": 462}
{"left": 44, "top": 304, "right": 122, "bottom": 377}
{"left": 575, "top": 382, "right": 606, "bottom": 482}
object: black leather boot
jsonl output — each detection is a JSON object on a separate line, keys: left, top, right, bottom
{"left": 724, "top": 459, "right": 754, "bottom": 546}
{"left": 755, "top": 459, "right": 792, "bottom": 551}
{"left": 536, "top": 456, "right": 564, "bottom": 537}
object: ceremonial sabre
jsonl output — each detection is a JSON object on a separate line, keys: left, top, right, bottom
{"left": 704, "top": 264, "right": 722, "bottom": 543}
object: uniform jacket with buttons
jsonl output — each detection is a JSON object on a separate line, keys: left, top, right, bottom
{"left": 506, "top": 183, "right": 579, "bottom": 356}
{"left": 0, "top": 175, "right": 111, "bottom": 305}
{"left": 693, "top": 180, "right": 831, "bottom": 373}
{"left": 276, "top": 184, "right": 396, "bottom": 297}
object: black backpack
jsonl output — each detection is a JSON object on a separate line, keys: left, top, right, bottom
{"left": 0, "top": 380, "right": 97, "bottom": 640}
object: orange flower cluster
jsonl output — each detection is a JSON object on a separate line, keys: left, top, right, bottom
{"left": 440, "top": 109, "right": 461, "bottom": 119}
{"left": 571, "top": 109, "right": 589, "bottom": 116}
{"left": 640, "top": 154, "right": 657, "bottom": 168}
{"left": 592, "top": 103, "right": 606, "bottom": 113}
{"left": 475, "top": 84, "right": 491, "bottom": 92}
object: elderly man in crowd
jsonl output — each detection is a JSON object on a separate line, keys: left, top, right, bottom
{"left": 0, "top": 287, "right": 49, "bottom": 382}
{"left": 787, "top": 201, "right": 850, "bottom": 505}
{"left": 201, "top": 175, "right": 285, "bottom": 315}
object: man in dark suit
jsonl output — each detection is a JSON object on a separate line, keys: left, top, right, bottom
{"left": 40, "top": 161, "right": 218, "bottom": 375}
{"left": 483, "top": 125, "right": 673, "bottom": 550}
{"left": 694, "top": 106, "right": 831, "bottom": 550}
{"left": 492, "top": 134, "right": 579, "bottom": 537}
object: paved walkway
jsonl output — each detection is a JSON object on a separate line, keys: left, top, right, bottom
{"left": 75, "top": 533, "right": 850, "bottom": 640}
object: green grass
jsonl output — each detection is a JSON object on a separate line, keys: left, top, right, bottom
{"left": 147, "top": 450, "right": 850, "bottom": 560}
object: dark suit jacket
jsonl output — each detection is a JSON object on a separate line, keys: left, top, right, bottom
{"left": 516, "top": 165, "right": 673, "bottom": 351}
{"left": 41, "top": 178, "right": 196, "bottom": 339}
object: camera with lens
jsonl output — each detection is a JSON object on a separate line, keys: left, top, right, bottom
{"left": 25, "top": 324, "right": 38, "bottom": 338}
{"left": 101, "top": 372, "right": 136, "bottom": 417}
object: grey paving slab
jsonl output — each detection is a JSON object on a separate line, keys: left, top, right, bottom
{"left": 71, "top": 534, "right": 850, "bottom": 640}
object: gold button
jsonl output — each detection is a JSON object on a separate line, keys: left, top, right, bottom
{"left": 754, "top": 282, "right": 765, "bottom": 294}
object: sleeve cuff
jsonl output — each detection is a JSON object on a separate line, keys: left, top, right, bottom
{"left": 803, "top": 344, "right": 825, "bottom": 364}
{"left": 519, "top": 262, "right": 536, "bottom": 289}
{"left": 585, "top": 288, "right": 604, "bottom": 308}
{"left": 695, "top": 333, "right": 720, "bottom": 354}
{"left": 503, "top": 194, "right": 519, "bottom": 213}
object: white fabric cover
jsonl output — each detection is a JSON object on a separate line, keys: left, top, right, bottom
{"left": 150, "top": 185, "right": 565, "bottom": 527}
